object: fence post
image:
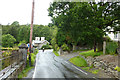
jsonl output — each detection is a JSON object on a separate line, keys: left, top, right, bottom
{"left": 19, "top": 44, "right": 28, "bottom": 68}
{"left": 103, "top": 37, "right": 107, "bottom": 55}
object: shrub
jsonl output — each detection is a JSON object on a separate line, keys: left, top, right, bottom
{"left": 34, "top": 48, "right": 38, "bottom": 55}
{"left": 41, "top": 44, "right": 52, "bottom": 49}
{"left": 106, "top": 41, "right": 118, "bottom": 55}
{"left": 61, "top": 43, "right": 70, "bottom": 51}
{"left": 114, "top": 66, "right": 120, "bottom": 72}
{"left": 54, "top": 44, "right": 59, "bottom": 51}
{"left": 18, "top": 40, "right": 26, "bottom": 46}
{"left": 2, "top": 34, "right": 16, "bottom": 47}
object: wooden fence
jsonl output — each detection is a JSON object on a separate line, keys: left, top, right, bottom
{"left": 0, "top": 50, "right": 24, "bottom": 77}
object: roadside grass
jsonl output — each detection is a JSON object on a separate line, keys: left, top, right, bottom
{"left": 81, "top": 67, "right": 99, "bottom": 74}
{"left": 90, "top": 69, "right": 99, "bottom": 74}
{"left": 53, "top": 51, "right": 59, "bottom": 56}
{"left": 72, "top": 49, "right": 90, "bottom": 52}
{"left": 81, "top": 67, "right": 90, "bottom": 71}
{"left": 69, "top": 56, "right": 88, "bottom": 67}
{"left": 2, "top": 47, "right": 19, "bottom": 51}
{"left": 69, "top": 55, "right": 100, "bottom": 74}
{"left": 114, "top": 66, "right": 120, "bottom": 72}
{"left": 18, "top": 66, "right": 34, "bottom": 78}
{"left": 79, "top": 50, "right": 103, "bottom": 57}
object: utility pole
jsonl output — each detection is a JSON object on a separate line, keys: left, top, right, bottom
{"left": 29, "top": 0, "right": 35, "bottom": 66}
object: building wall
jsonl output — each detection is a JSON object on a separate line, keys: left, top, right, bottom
{"left": 107, "top": 32, "right": 120, "bottom": 41}
{"left": 41, "top": 37, "right": 45, "bottom": 41}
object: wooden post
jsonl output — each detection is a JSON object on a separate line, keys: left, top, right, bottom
{"left": 103, "top": 41, "right": 106, "bottom": 55}
{"left": 29, "top": 0, "right": 35, "bottom": 66}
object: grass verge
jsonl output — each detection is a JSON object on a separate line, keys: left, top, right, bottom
{"left": 81, "top": 67, "right": 99, "bottom": 74}
{"left": 18, "top": 66, "right": 34, "bottom": 78}
{"left": 53, "top": 51, "right": 59, "bottom": 56}
{"left": 69, "top": 56, "right": 88, "bottom": 67}
{"left": 79, "top": 50, "right": 103, "bottom": 57}
{"left": 73, "top": 49, "right": 90, "bottom": 52}
{"left": 69, "top": 55, "right": 99, "bottom": 74}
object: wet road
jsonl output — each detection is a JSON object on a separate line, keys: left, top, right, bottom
{"left": 33, "top": 49, "right": 98, "bottom": 79}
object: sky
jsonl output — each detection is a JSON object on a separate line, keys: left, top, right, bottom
{"left": 0, "top": 0, "right": 109, "bottom": 25}
{"left": 0, "top": 0, "right": 52, "bottom": 25}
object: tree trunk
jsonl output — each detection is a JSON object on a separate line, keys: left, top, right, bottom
{"left": 94, "top": 40, "right": 96, "bottom": 52}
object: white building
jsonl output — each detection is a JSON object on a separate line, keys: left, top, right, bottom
{"left": 32, "top": 37, "right": 49, "bottom": 49}
{"left": 107, "top": 32, "right": 120, "bottom": 41}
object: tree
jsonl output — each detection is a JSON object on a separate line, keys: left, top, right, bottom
{"left": 2, "top": 34, "right": 16, "bottom": 47}
{"left": 48, "top": 2, "right": 120, "bottom": 52}
{"left": 18, "top": 25, "right": 30, "bottom": 43}
{"left": 8, "top": 21, "right": 20, "bottom": 41}
{"left": 33, "top": 25, "right": 53, "bottom": 42}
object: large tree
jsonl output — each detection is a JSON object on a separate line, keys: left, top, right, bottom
{"left": 2, "top": 34, "right": 16, "bottom": 47}
{"left": 48, "top": 2, "right": 120, "bottom": 52}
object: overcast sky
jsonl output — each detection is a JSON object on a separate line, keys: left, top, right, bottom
{"left": 0, "top": 0, "right": 52, "bottom": 25}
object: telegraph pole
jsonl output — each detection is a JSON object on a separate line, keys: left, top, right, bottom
{"left": 29, "top": 0, "right": 35, "bottom": 66}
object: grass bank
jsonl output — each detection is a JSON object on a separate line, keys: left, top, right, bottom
{"left": 79, "top": 50, "right": 103, "bottom": 57}
{"left": 72, "top": 49, "right": 90, "bottom": 52}
{"left": 81, "top": 67, "right": 99, "bottom": 74}
{"left": 69, "top": 56, "right": 87, "bottom": 67}
{"left": 69, "top": 50, "right": 102, "bottom": 75}
{"left": 69, "top": 56, "right": 99, "bottom": 74}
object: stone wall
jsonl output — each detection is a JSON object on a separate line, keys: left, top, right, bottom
{"left": 0, "top": 62, "right": 25, "bottom": 80}
{"left": 86, "top": 56, "right": 118, "bottom": 78}
{"left": 0, "top": 44, "right": 28, "bottom": 79}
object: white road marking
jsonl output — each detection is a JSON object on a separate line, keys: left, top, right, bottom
{"left": 64, "top": 61, "right": 69, "bottom": 64}
{"left": 74, "top": 75, "right": 79, "bottom": 78}
{"left": 93, "top": 77, "right": 99, "bottom": 80}
{"left": 72, "top": 65, "right": 88, "bottom": 75}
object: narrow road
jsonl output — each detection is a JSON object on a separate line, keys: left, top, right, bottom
{"left": 33, "top": 49, "right": 98, "bottom": 79}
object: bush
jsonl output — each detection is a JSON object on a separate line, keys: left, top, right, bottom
{"left": 18, "top": 40, "right": 26, "bottom": 46}
{"left": 41, "top": 44, "right": 52, "bottom": 49}
{"left": 106, "top": 42, "right": 118, "bottom": 55}
{"left": 54, "top": 44, "right": 59, "bottom": 51}
{"left": 34, "top": 48, "right": 38, "bottom": 55}
{"left": 61, "top": 43, "right": 70, "bottom": 51}
{"left": 2, "top": 34, "right": 16, "bottom": 47}
{"left": 114, "top": 66, "right": 120, "bottom": 72}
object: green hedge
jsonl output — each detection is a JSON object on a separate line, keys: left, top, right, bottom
{"left": 41, "top": 44, "right": 52, "bottom": 49}
{"left": 61, "top": 43, "right": 70, "bottom": 51}
{"left": 106, "top": 42, "right": 118, "bottom": 55}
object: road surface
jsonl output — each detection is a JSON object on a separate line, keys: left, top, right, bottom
{"left": 33, "top": 49, "right": 98, "bottom": 79}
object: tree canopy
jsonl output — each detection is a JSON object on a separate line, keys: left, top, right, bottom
{"left": 48, "top": 2, "right": 120, "bottom": 52}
